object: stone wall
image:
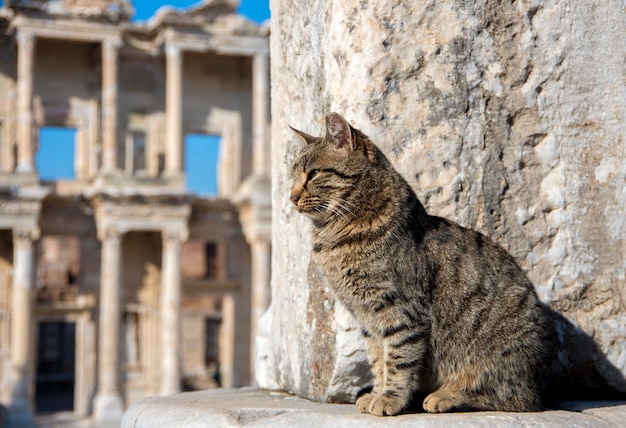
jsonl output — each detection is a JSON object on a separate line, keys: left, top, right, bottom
{"left": 260, "top": 0, "right": 626, "bottom": 402}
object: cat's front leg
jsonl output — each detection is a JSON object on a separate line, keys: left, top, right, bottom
{"left": 356, "top": 329, "right": 384, "bottom": 413}
{"left": 366, "top": 327, "right": 428, "bottom": 416}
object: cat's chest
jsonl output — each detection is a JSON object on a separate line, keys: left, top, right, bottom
{"left": 312, "top": 243, "right": 390, "bottom": 291}
{"left": 314, "top": 243, "right": 368, "bottom": 268}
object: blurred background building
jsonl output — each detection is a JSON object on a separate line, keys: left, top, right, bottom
{"left": 0, "top": 0, "right": 270, "bottom": 425}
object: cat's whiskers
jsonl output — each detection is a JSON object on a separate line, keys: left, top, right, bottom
{"left": 322, "top": 201, "right": 351, "bottom": 224}
{"left": 328, "top": 196, "right": 358, "bottom": 220}
{"left": 313, "top": 204, "right": 326, "bottom": 216}
{"left": 327, "top": 198, "right": 359, "bottom": 224}
{"left": 333, "top": 195, "right": 360, "bottom": 212}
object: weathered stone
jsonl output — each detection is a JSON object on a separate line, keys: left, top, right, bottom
{"left": 6, "top": 0, "right": 134, "bottom": 22}
{"left": 121, "top": 388, "right": 626, "bottom": 428}
{"left": 262, "top": 0, "right": 626, "bottom": 402}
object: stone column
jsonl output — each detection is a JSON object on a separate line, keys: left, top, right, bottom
{"left": 160, "top": 228, "right": 187, "bottom": 395}
{"left": 165, "top": 45, "right": 183, "bottom": 176}
{"left": 234, "top": 47, "right": 272, "bottom": 384}
{"left": 218, "top": 293, "right": 236, "bottom": 388}
{"left": 101, "top": 38, "right": 120, "bottom": 173}
{"left": 15, "top": 31, "right": 35, "bottom": 174}
{"left": 252, "top": 51, "right": 270, "bottom": 177}
{"left": 266, "top": 0, "right": 626, "bottom": 401}
{"left": 74, "top": 125, "right": 88, "bottom": 180}
{"left": 249, "top": 238, "right": 271, "bottom": 371}
{"left": 7, "top": 228, "right": 38, "bottom": 426}
{"left": 93, "top": 227, "right": 124, "bottom": 423}
{"left": 0, "top": 107, "right": 13, "bottom": 172}
{"left": 233, "top": 189, "right": 271, "bottom": 384}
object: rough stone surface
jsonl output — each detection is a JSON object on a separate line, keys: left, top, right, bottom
{"left": 6, "top": 0, "right": 134, "bottom": 22}
{"left": 262, "top": 0, "right": 626, "bottom": 402}
{"left": 121, "top": 388, "right": 626, "bottom": 428}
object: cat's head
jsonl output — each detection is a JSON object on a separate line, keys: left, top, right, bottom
{"left": 288, "top": 113, "right": 384, "bottom": 224}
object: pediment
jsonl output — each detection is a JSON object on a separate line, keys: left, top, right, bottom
{"left": 147, "top": 0, "right": 262, "bottom": 37}
{"left": 6, "top": 0, "right": 133, "bottom": 22}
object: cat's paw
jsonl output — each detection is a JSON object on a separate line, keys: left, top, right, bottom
{"left": 356, "top": 393, "right": 376, "bottom": 414}
{"left": 423, "top": 391, "right": 464, "bottom": 413}
{"left": 368, "top": 395, "right": 405, "bottom": 416}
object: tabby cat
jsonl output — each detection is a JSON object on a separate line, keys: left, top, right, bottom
{"left": 289, "top": 113, "right": 555, "bottom": 416}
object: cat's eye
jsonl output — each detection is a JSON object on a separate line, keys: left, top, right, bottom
{"left": 307, "top": 169, "right": 320, "bottom": 180}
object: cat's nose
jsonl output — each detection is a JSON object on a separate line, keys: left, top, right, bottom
{"left": 290, "top": 192, "right": 300, "bottom": 206}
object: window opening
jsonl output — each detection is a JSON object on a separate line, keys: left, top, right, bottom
{"left": 122, "top": 311, "right": 140, "bottom": 368}
{"left": 125, "top": 130, "right": 146, "bottom": 175}
{"left": 181, "top": 240, "right": 225, "bottom": 280}
{"left": 205, "top": 316, "right": 221, "bottom": 386}
{"left": 36, "top": 127, "right": 76, "bottom": 180}
{"left": 184, "top": 134, "right": 220, "bottom": 196}
{"left": 36, "top": 235, "right": 80, "bottom": 303}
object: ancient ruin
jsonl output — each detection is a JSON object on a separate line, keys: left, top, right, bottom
{"left": 0, "top": 0, "right": 270, "bottom": 426}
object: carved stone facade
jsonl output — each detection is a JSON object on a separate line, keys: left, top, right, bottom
{"left": 0, "top": 0, "right": 270, "bottom": 426}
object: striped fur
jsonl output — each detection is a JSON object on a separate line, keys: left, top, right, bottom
{"left": 289, "top": 113, "right": 556, "bottom": 416}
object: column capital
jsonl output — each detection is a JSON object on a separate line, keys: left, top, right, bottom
{"left": 234, "top": 175, "right": 272, "bottom": 245}
{"left": 102, "top": 38, "right": 122, "bottom": 62}
{"left": 237, "top": 202, "right": 272, "bottom": 245}
{"left": 162, "top": 227, "right": 188, "bottom": 245}
{"left": 12, "top": 227, "right": 40, "bottom": 245}
{"left": 253, "top": 50, "right": 269, "bottom": 65}
{"left": 102, "top": 37, "right": 123, "bottom": 51}
{"left": 97, "top": 225, "right": 123, "bottom": 243}
{"left": 165, "top": 44, "right": 182, "bottom": 64}
{"left": 16, "top": 30, "right": 35, "bottom": 50}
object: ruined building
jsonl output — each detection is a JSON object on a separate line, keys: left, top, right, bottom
{"left": 0, "top": 0, "right": 270, "bottom": 425}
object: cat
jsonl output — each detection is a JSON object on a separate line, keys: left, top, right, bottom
{"left": 289, "top": 112, "right": 556, "bottom": 416}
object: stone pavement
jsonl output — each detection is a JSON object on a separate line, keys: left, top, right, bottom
{"left": 32, "top": 412, "right": 122, "bottom": 428}
{"left": 122, "top": 388, "right": 626, "bottom": 427}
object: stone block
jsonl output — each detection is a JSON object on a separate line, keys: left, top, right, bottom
{"left": 262, "top": 0, "right": 626, "bottom": 403}
{"left": 121, "top": 388, "right": 626, "bottom": 428}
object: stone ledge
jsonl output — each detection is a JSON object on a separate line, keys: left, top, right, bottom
{"left": 121, "top": 388, "right": 626, "bottom": 427}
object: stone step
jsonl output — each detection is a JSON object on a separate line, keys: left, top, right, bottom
{"left": 121, "top": 388, "right": 626, "bottom": 427}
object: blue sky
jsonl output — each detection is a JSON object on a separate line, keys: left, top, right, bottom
{"left": 31, "top": 0, "right": 270, "bottom": 195}
{"left": 0, "top": 1, "right": 270, "bottom": 23}
{"left": 134, "top": 0, "right": 269, "bottom": 23}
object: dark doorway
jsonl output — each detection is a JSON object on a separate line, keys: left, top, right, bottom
{"left": 35, "top": 321, "right": 76, "bottom": 414}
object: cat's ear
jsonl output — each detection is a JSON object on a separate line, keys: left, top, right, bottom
{"left": 325, "top": 112, "right": 356, "bottom": 153}
{"left": 289, "top": 125, "right": 318, "bottom": 145}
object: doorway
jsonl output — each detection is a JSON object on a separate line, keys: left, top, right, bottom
{"left": 35, "top": 321, "right": 76, "bottom": 414}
